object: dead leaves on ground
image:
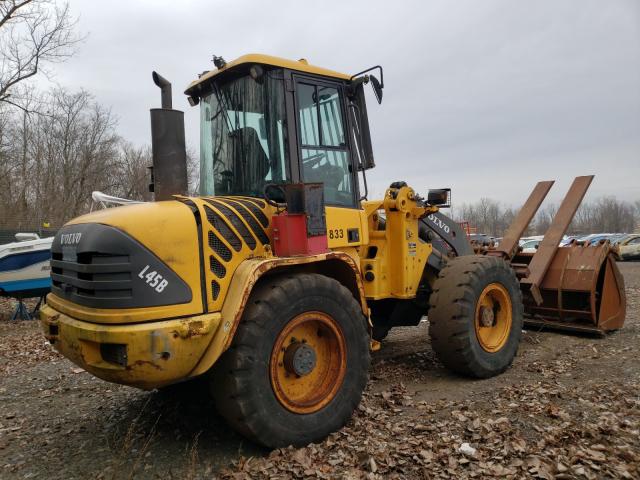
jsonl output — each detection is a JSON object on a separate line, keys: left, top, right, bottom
{"left": 221, "top": 379, "right": 639, "bottom": 479}
{"left": 0, "top": 300, "right": 60, "bottom": 376}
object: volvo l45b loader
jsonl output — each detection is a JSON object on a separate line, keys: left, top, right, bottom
{"left": 40, "top": 54, "right": 626, "bottom": 448}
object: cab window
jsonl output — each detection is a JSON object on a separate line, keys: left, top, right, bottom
{"left": 296, "top": 82, "right": 354, "bottom": 206}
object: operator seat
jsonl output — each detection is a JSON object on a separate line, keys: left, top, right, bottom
{"left": 230, "top": 127, "right": 270, "bottom": 190}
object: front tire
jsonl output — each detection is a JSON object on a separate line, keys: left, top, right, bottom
{"left": 428, "top": 256, "right": 523, "bottom": 378}
{"left": 211, "top": 273, "right": 370, "bottom": 448}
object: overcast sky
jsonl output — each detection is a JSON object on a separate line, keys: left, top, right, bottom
{"left": 50, "top": 0, "right": 639, "bottom": 207}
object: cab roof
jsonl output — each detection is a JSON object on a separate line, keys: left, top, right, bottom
{"left": 184, "top": 53, "right": 351, "bottom": 96}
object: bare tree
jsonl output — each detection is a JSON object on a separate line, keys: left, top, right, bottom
{"left": 0, "top": 88, "right": 121, "bottom": 228}
{"left": 0, "top": 82, "right": 205, "bottom": 232}
{"left": 0, "top": 107, "right": 15, "bottom": 226}
{"left": 534, "top": 203, "right": 558, "bottom": 235}
{"left": 111, "top": 142, "right": 199, "bottom": 201}
{"left": 455, "top": 196, "right": 639, "bottom": 237}
{"left": 186, "top": 145, "right": 200, "bottom": 195}
{"left": 113, "top": 141, "right": 154, "bottom": 201}
{"left": 43, "top": 89, "right": 120, "bottom": 221}
{"left": 572, "top": 203, "right": 595, "bottom": 235}
{"left": 590, "top": 197, "right": 636, "bottom": 233}
{"left": 456, "top": 198, "right": 507, "bottom": 236}
{"left": 0, "top": 0, "right": 83, "bottom": 110}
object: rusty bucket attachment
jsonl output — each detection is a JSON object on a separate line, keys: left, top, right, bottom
{"left": 513, "top": 243, "right": 626, "bottom": 334}
{"left": 489, "top": 175, "right": 627, "bottom": 335}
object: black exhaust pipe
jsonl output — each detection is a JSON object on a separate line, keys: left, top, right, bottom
{"left": 152, "top": 71, "right": 172, "bottom": 109}
{"left": 149, "top": 71, "right": 188, "bottom": 201}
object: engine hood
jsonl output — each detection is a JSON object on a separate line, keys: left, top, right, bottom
{"left": 47, "top": 200, "right": 204, "bottom": 323}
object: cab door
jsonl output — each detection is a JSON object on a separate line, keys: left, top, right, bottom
{"left": 292, "top": 75, "right": 366, "bottom": 248}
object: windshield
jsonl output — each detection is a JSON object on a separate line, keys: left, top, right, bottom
{"left": 200, "top": 69, "right": 289, "bottom": 197}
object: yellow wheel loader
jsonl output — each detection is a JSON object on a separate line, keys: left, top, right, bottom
{"left": 40, "top": 54, "right": 626, "bottom": 448}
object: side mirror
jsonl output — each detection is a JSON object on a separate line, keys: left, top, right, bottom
{"left": 350, "top": 65, "right": 384, "bottom": 103}
{"left": 370, "top": 75, "right": 383, "bottom": 104}
{"left": 427, "top": 188, "right": 451, "bottom": 207}
{"left": 349, "top": 82, "right": 375, "bottom": 171}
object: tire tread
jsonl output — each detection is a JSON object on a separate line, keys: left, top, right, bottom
{"left": 429, "top": 255, "right": 523, "bottom": 378}
{"left": 212, "top": 273, "right": 370, "bottom": 447}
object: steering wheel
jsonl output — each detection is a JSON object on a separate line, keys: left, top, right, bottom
{"left": 263, "top": 183, "right": 286, "bottom": 207}
{"left": 302, "top": 152, "right": 327, "bottom": 168}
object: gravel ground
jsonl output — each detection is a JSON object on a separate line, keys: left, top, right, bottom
{"left": 0, "top": 263, "right": 638, "bottom": 479}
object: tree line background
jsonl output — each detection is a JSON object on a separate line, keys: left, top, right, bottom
{"left": 452, "top": 197, "right": 640, "bottom": 238}
{"left": 0, "top": 1, "right": 638, "bottom": 240}
{"left": 0, "top": 1, "right": 196, "bottom": 239}
{"left": 0, "top": 88, "right": 197, "bottom": 232}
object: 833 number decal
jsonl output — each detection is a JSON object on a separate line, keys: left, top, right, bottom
{"left": 328, "top": 229, "right": 344, "bottom": 240}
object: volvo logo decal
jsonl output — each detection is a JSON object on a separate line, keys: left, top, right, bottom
{"left": 60, "top": 232, "right": 82, "bottom": 245}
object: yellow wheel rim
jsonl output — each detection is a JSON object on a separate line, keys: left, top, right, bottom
{"left": 474, "top": 283, "right": 512, "bottom": 353}
{"left": 270, "top": 312, "right": 346, "bottom": 414}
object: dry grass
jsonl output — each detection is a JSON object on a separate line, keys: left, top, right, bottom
{"left": 184, "top": 432, "right": 202, "bottom": 480}
{"left": 100, "top": 398, "right": 160, "bottom": 480}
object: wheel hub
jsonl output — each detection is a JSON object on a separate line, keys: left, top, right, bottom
{"left": 474, "top": 282, "right": 513, "bottom": 353}
{"left": 269, "top": 312, "right": 347, "bottom": 414}
{"left": 479, "top": 306, "right": 495, "bottom": 327}
{"left": 283, "top": 342, "right": 317, "bottom": 377}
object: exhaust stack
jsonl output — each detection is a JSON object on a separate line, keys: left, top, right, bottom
{"left": 149, "top": 71, "right": 188, "bottom": 201}
{"left": 152, "top": 71, "right": 172, "bottom": 109}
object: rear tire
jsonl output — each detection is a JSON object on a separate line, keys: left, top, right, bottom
{"left": 428, "top": 256, "right": 523, "bottom": 378}
{"left": 211, "top": 273, "right": 370, "bottom": 448}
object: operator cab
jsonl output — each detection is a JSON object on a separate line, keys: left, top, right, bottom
{"left": 185, "top": 54, "right": 379, "bottom": 208}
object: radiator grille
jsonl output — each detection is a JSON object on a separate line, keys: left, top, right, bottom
{"left": 211, "top": 280, "right": 220, "bottom": 300}
{"left": 243, "top": 198, "right": 266, "bottom": 208}
{"left": 188, "top": 196, "right": 273, "bottom": 310}
{"left": 208, "top": 231, "right": 232, "bottom": 262}
{"left": 216, "top": 199, "right": 269, "bottom": 245}
{"left": 50, "top": 223, "right": 192, "bottom": 309}
{"left": 50, "top": 253, "right": 133, "bottom": 303}
{"left": 204, "top": 205, "right": 241, "bottom": 252}
{"left": 233, "top": 199, "right": 270, "bottom": 227}
{"left": 206, "top": 200, "right": 257, "bottom": 250}
{"left": 209, "top": 256, "right": 226, "bottom": 278}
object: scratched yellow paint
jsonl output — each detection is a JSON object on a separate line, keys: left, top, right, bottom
{"left": 40, "top": 303, "right": 220, "bottom": 390}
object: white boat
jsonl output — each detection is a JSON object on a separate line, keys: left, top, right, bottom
{"left": 0, "top": 192, "right": 137, "bottom": 301}
{"left": 0, "top": 233, "right": 53, "bottom": 299}
{"left": 0, "top": 192, "right": 138, "bottom": 303}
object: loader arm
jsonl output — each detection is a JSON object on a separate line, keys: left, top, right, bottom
{"left": 419, "top": 211, "right": 473, "bottom": 269}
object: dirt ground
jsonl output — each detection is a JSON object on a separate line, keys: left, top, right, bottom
{"left": 1, "top": 263, "right": 638, "bottom": 479}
